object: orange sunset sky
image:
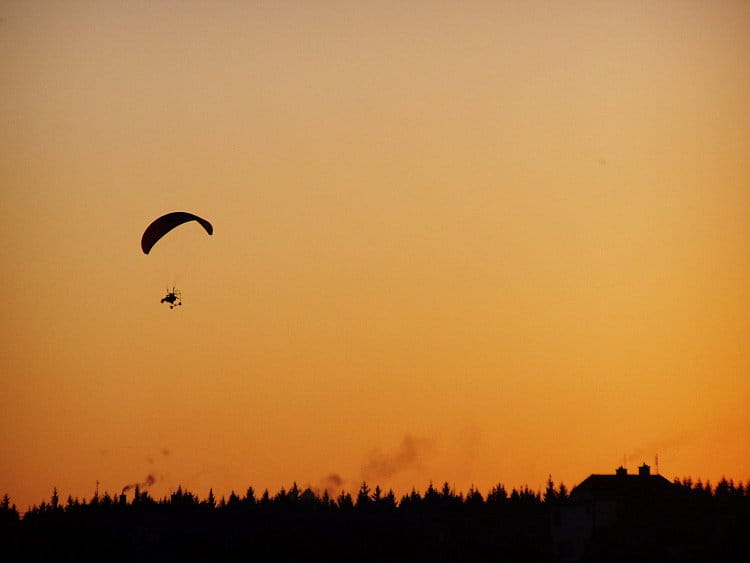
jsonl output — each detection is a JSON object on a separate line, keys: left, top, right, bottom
{"left": 2, "top": 1, "right": 749, "bottom": 511}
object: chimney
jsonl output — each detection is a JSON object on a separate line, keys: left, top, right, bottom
{"left": 638, "top": 463, "right": 650, "bottom": 477}
{"left": 615, "top": 466, "right": 627, "bottom": 477}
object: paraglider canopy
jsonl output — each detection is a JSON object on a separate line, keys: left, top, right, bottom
{"left": 141, "top": 212, "right": 213, "bottom": 254}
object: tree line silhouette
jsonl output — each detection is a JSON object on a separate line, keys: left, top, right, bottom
{"left": 2, "top": 476, "right": 749, "bottom": 562}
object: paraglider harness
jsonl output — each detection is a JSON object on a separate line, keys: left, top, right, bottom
{"left": 161, "top": 287, "right": 182, "bottom": 309}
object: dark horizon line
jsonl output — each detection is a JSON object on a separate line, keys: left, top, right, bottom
{"left": 4, "top": 473, "right": 749, "bottom": 514}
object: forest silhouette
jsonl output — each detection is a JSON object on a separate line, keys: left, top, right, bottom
{"left": 2, "top": 475, "right": 749, "bottom": 562}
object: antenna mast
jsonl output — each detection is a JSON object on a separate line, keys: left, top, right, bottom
{"left": 655, "top": 453, "right": 659, "bottom": 475}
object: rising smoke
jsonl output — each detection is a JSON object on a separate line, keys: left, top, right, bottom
{"left": 122, "top": 473, "right": 157, "bottom": 494}
{"left": 361, "top": 434, "right": 435, "bottom": 483}
{"left": 306, "top": 473, "right": 346, "bottom": 497}
{"left": 625, "top": 431, "right": 694, "bottom": 468}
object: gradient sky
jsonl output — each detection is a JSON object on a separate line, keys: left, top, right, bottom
{"left": 2, "top": 1, "right": 749, "bottom": 511}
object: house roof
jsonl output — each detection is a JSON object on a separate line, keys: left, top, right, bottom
{"left": 571, "top": 473, "right": 674, "bottom": 501}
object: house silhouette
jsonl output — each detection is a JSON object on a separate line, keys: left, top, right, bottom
{"left": 551, "top": 464, "right": 675, "bottom": 562}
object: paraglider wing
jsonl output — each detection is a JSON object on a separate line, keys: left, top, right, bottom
{"left": 141, "top": 212, "right": 213, "bottom": 254}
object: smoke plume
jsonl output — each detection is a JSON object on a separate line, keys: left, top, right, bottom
{"left": 361, "top": 434, "right": 434, "bottom": 483}
{"left": 306, "top": 473, "right": 346, "bottom": 497}
{"left": 122, "top": 473, "right": 157, "bottom": 494}
{"left": 625, "top": 431, "right": 693, "bottom": 467}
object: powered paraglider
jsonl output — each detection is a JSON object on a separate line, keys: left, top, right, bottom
{"left": 141, "top": 212, "right": 213, "bottom": 308}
